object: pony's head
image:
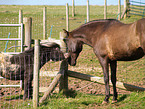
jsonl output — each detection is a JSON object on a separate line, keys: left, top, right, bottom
{"left": 40, "top": 43, "right": 65, "bottom": 62}
{"left": 63, "top": 29, "right": 83, "bottom": 66}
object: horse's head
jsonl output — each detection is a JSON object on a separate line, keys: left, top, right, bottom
{"left": 63, "top": 29, "right": 83, "bottom": 66}
{"left": 40, "top": 43, "right": 65, "bottom": 63}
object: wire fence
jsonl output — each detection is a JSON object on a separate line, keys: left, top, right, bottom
{"left": 129, "top": 0, "right": 145, "bottom": 17}
{"left": 0, "top": 43, "right": 64, "bottom": 108}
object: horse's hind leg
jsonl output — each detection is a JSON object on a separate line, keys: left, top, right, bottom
{"left": 110, "top": 61, "right": 118, "bottom": 103}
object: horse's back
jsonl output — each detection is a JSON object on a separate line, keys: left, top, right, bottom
{"left": 96, "top": 19, "right": 145, "bottom": 61}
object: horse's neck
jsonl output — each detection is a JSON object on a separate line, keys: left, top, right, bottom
{"left": 73, "top": 32, "right": 93, "bottom": 47}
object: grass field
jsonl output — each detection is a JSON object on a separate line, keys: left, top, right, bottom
{"left": 0, "top": 5, "right": 145, "bottom": 109}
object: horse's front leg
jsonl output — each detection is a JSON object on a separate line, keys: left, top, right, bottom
{"left": 23, "top": 78, "right": 28, "bottom": 100}
{"left": 28, "top": 72, "right": 33, "bottom": 99}
{"left": 110, "top": 61, "right": 118, "bottom": 103}
{"left": 23, "top": 71, "right": 28, "bottom": 100}
{"left": 98, "top": 56, "right": 110, "bottom": 104}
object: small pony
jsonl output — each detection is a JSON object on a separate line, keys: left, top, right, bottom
{"left": 0, "top": 43, "right": 65, "bottom": 100}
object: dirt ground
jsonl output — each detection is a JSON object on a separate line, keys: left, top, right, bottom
{"left": 0, "top": 76, "right": 131, "bottom": 100}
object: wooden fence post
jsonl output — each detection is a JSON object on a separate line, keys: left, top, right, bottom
{"left": 124, "top": 0, "right": 129, "bottom": 18}
{"left": 59, "top": 32, "right": 67, "bottom": 53}
{"left": 104, "top": 0, "right": 107, "bottom": 19}
{"left": 33, "top": 39, "right": 40, "bottom": 108}
{"left": 59, "top": 59, "right": 68, "bottom": 94}
{"left": 18, "top": 10, "right": 23, "bottom": 47}
{"left": 43, "top": 7, "right": 47, "bottom": 40}
{"left": 23, "top": 17, "right": 32, "bottom": 50}
{"left": 118, "top": 0, "right": 121, "bottom": 20}
{"left": 66, "top": 3, "right": 69, "bottom": 31}
{"left": 87, "top": 0, "right": 90, "bottom": 22}
{"left": 72, "top": 0, "right": 75, "bottom": 17}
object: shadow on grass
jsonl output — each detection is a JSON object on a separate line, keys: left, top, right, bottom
{"left": 64, "top": 89, "right": 78, "bottom": 98}
{"left": 118, "top": 94, "right": 128, "bottom": 102}
{"left": 1, "top": 95, "right": 23, "bottom": 101}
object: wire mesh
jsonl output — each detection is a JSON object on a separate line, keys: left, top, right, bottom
{"left": 0, "top": 44, "right": 64, "bottom": 108}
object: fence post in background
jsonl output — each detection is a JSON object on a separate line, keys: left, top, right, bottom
{"left": 124, "top": 0, "right": 129, "bottom": 18}
{"left": 124, "top": 0, "right": 127, "bottom": 18}
{"left": 104, "top": 0, "right": 107, "bottom": 19}
{"left": 118, "top": 0, "right": 121, "bottom": 20}
{"left": 59, "top": 32, "right": 67, "bottom": 53}
{"left": 87, "top": 0, "right": 90, "bottom": 22}
{"left": 33, "top": 39, "right": 40, "bottom": 108}
{"left": 23, "top": 17, "right": 32, "bottom": 50}
{"left": 18, "top": 10, "right": 23, "bottom": 47}
{"left": 72, "top": 0, "right": 75, "bottom": 17}
{"left": 43, "top": 7, "right": 47, "bottom": 40}
{"left": 66, "top": 3, "right": 69, "bottom": 31}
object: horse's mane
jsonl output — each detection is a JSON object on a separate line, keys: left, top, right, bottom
{"left": 81, "top": 19, "right": 120, "bottom": 27}
{"left": 23, "top": 43, "right": 60, "bottom": 54}
{"left": 71, "top": 19, "right": 121, "bottom": 33}
{"left": 9, "top": 43, "right": 60, "bottom": 59}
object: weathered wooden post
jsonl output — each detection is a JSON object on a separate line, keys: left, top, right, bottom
{"left": 87, "top": 0, "right": 90, "bottom": 22}
{"left": 124, "top": 0, "right": 129, "bottom": 18}
{"left": 43, "top": 7, "right": 47, "bottom": 40}
{"left": 66, "top": 3, "right": 69, "bottom": 31}
{"left": 118, "top": 0, "right": 121, "bottom": 20}
{"left": 18, "top": 10, "right": 23, "bottom": 47}
{"left": 104, "top": 0, "right": 107, "bottom": 19}
{"left": 33, "top": 39, "right": 40, "bottom": 108}
{"left": 72, "top": 0, "right": 75, "bottom": 17}
{"left": 59, "top": 59, "right": 68, "bottom": 94}
{"left": 59, "top": 29, "right": 68, "bottom": 94}
{"left": 23, "top": 17, "right": 32, "bottom": 50}
{"left": 59, "top": 32, "right": 67, "bottom": 53}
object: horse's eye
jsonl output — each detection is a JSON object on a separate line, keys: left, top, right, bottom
{"left": 63, "top": 38, "right": 68, "bottom": 42}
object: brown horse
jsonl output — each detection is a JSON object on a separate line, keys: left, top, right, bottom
{"left": 63, "top": 18, "right": 145, "bottom": 104}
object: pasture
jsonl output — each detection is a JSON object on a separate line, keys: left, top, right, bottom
{"left": 0, "top": 5, "right": 145, "bottom": 109}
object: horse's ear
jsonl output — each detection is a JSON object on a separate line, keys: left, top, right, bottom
{"left": 63, "top": 29, "right": 69, "bottom": 38}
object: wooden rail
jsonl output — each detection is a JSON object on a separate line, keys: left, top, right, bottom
{"left": 67, "top": 70, "right": 145, "bottom": 91}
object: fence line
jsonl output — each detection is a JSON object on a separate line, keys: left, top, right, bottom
{"left": 129, "top": 0, "right": 145, "bottom": 17}
{"left": 0, "top": 23, "right": 24, "bottom": 54}
{"left": 123, "top": 0, "right": 145, "bottom": 18}
{"left": 0, "top": 17, "right": 31, "bottom": 89}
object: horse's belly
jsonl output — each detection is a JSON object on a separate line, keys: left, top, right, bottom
{"left": 110, "top": 47, "right": 144, "bottom": 61}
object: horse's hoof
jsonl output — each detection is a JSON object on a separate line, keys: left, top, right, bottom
{"left": 102, "top": 101, "right": 109, "bottom": 104}
{"left": 112, "top": 100, "right": 117, "bottom": 104}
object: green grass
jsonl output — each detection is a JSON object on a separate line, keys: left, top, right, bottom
{"left": 39, "top": 91, "right": 145, "bottom": 109}
{"left": 0, "top": 5, "right": 145, "bottom": 109}
{"left": 1, "top": 91, "right": 145, "bottom": 109}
